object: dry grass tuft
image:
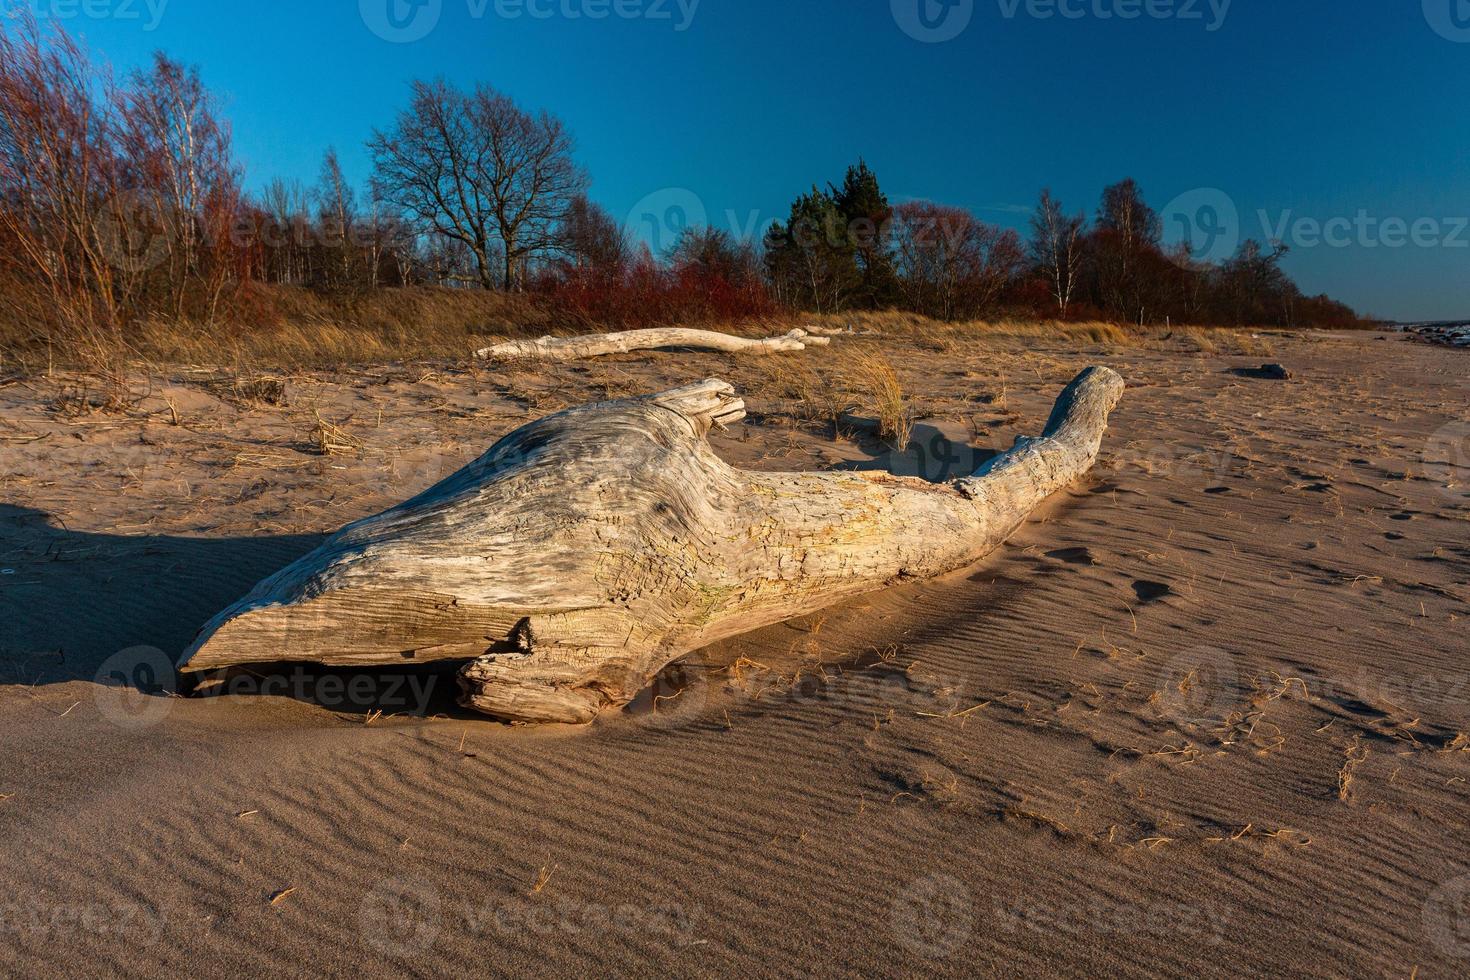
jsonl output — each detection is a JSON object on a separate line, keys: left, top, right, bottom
{"left": 851, "top": 353, "right": 913, "bottom": 451}
{"left": 1177, "top": 327, "right": 1220, "bottom": 354}
{"left": 748, "top": 358, "right": 851, "bottom": 433}
{"left": 203, "top": 372, "right": 289, "bottom": 409}
{"left": 46, "top": 371, "right": 146, "bottom": 417}
{"left": 530, "top": 865, "right": 556, "bottom": 895}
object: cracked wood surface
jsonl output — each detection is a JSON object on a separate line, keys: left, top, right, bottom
{"left": 182, "top": 367, "right": 1125, "bottom": 724}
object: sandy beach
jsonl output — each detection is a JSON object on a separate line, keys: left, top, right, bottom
{"left": 1, "top": 326, "right": 1467, "bottom": 976}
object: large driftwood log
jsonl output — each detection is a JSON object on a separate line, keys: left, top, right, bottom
{"left": 182, "top": 367, "right": 1125, "bottom": 724}
{"left": 475, "top": 327, "right": 830, "bottom": 362}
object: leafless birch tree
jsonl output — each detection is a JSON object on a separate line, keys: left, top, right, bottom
{"left": 1030, "top": 189, "right": 1086, "bottom": 316}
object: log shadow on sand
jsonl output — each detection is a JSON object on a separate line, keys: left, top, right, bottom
{"left": 0, "top": 502, "right": 486, "bottom": 719}
{"left": 0, "top": 504, "right": 469, "bottom": 719}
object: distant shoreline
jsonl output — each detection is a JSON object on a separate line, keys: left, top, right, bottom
{"left": 1393, "top": 321, "right": 1470, "bottom": 349}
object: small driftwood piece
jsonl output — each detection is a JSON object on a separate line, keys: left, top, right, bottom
{"left": 182, "top": 367, "right": 1125, "bottom": 725}
{"left": 474, "top": 327, "right": 829, "bottom": 362}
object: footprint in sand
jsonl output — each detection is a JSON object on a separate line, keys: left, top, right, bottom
{"left": 1047, "top": 547, "right": 1096, "bottom": 565}
{"left": 1132, "top": 580, "right": 1173, "bottom": 604}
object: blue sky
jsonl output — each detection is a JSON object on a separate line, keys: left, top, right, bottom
{"left": 16, "top": 0, "right": 1469, "bottom": 320}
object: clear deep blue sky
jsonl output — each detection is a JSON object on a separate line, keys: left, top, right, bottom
{"left": 24, "top": 0, "right": 1470, "bottom": 321}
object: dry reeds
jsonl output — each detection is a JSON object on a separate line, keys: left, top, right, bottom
{"left": 310, "top": 412, "right": 362, "bottom": 457}
{"left": 2, "top": 286, "right": 555, "bottom": 373}
{"left": 530, "top": 865, "right": 555, "bottom": 895}
{"left": 851, "top": 353, "right": 913, "bottom": 451}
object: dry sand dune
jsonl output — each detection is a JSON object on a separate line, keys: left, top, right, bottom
{"left": 1, "top": 329, "right": 1467, "bottom": 976}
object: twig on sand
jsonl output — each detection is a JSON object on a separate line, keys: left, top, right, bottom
{"left": 1338, "top": 737, "right": 1369, "bottom": 802}
{"left": 917, "top": 701, "right": 991, "bottom": 720}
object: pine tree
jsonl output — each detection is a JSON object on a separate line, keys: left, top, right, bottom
{"left": 764, "top": 187, "right": 860, "bottom": 313}
{"left": 830, "top": 160, "right": 898, "bottom": 308}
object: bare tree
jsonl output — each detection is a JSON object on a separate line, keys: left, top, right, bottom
{"left": 1094, "top": 178, "right": 1162, "bottom": 321}
{"left": 260, "top": 177, "right": 310, "bottom": 284}
{"left": 368, "top": 79, "right": 585, "bottom": 291}
{"left": 669, "top": 226, "right": 762, "bottom": 288}
{"left": 555, "top": 193, "right": 630, "bottom": 283}
{"left": 0, "top": 14, "right": 123, "bottom": 348}
{"left": 315, "top": 147, "right": 357, "bottom": 287}
{"left": 363, "top": 199, "right": 413, "bottom": 288}
{"left": 891, "top": 201, "right": 1024, "bottom": 320}
{"left": 476, "top": 86, "right": 585, "bottom": 291}
{"left": 119, "top": 53, "right": 239, "bottom": 320}
{"left": 1029, "top": 189, "right": 1086, "bottom": 316}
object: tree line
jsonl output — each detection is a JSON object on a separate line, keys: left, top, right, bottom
{"left": 0, "top": 15, "right": 1361, "bottom": 362}
{"left": 763, "top": 165, "right": 1359, "bottom": 328}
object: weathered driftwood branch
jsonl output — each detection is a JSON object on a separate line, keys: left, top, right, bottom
{"left": 800, "top": 324, "right": 878, "bottom": 337}
{"left": 182, "top": 367, "right": 1125, "bottom": 725}
{"left": 474, "top": 327, "right": 830, "bottom": 362}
